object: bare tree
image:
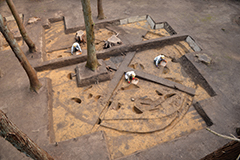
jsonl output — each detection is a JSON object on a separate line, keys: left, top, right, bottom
{"left": 97, "top": 0, "right": 105, "bottom": 20}
{"left": 0, "top": 110, "right": 54, "bottom": 160}
{"left": 81, "top": 0, "right": 99, "bottom": 70}
{"left": 0, "top": 14, "right": 42, "bottom": 92}
{"left": 6, "top": 0, "right": 36, "bottom": 53}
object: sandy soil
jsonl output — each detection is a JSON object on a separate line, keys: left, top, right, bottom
{"left": 36, "top": 18, "right": 209, "bottom": 159}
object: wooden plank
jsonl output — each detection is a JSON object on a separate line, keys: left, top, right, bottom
{"left": 193, "top": 101, "right": 213, "bottom": 126}
{"left": 131, "top": 69, "right": 196, "bottom": 96}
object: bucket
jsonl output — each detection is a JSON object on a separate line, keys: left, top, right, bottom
{"left": 160, "top": 60, "right": 167, "bottom": 67}
{"left": 132, "top": 78, "right": 139, "bottom": 85}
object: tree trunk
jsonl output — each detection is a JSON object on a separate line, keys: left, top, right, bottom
{"left": 6, "top": 0, "right": 36, "bottom": 53}
{"left": 0, "top": 14, "right": 42, "bottom": 92}
{"left": 81, "top": 0, "right": 99, "bottom": 71}
{"left": 201, "top": 140, "right": 240, "bottom": 160}
{"left": 0, "top": 110, "right": 54, "bottom": 160}
{"left": 97, "top": 0, "right": 105, "bottom": 20}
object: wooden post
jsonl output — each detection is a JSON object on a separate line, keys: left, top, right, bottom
{"left": 0, "top": 110, "right": 54, "bottom": 160}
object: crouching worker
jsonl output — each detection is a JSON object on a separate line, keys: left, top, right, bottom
{"left": 154, "top": 54, "right": 167, "bottom": 67}
{"left": 71, "top": 42, "right": 82, "bottom": 55}
{"left": 75, "top": 30, "right": 86, "bottom": 44}
{"left": 125, "top": 71, "right": 136, "bottom": 83}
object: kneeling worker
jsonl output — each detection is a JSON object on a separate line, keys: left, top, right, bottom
{"left": 154, "top": 54, "right": 166, "bottom": 67}
{"left": 125, "top": 71, "right": 136, "bottom": 83}
{"left": 71, "top": 42, "right": 82, "bottom": 55}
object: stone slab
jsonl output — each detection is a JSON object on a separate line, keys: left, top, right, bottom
{"left": 75, "top": 59, "right": 111, "bottom": 87}
{"left": 120, "top": 18, "right": 128, "bottom": 25}
{"left": 146, "top": 15, "right": 155, "bottom": 29}
{"left": 47, "top": 131, "right": 110, "bottom": 160}
{"left": 138, "top": 15, "right": 147, "bottom": 21}
{"left": 128, "top": 15, "right": 146, "bottom": 23}
{"left": 195, "top": 53, "right": 212, "bottom": 64}
{"left": 155, "top": 23, "right": 164, "bottom": 29}
{"left": 128, "top": 16, "right": 139, "bottom": 23}
{"left": 186, "top": 36, "right": 201, "bottom": 52}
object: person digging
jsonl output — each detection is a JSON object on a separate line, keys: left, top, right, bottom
{"left": 71, "top": 42, "right": 82, "bottom": 55}
{"left": 154, "top": 54, "right": 167, "bottom": 68}
{"left": 125, "top": 71, "right": 136, "bottom": 83}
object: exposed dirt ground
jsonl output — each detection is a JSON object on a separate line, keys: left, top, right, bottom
{"left": 36, "top": 19, "right": 210, "bottom": 159}
{"left": 1, "top": 0, "right": 239, "bottom": 159}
